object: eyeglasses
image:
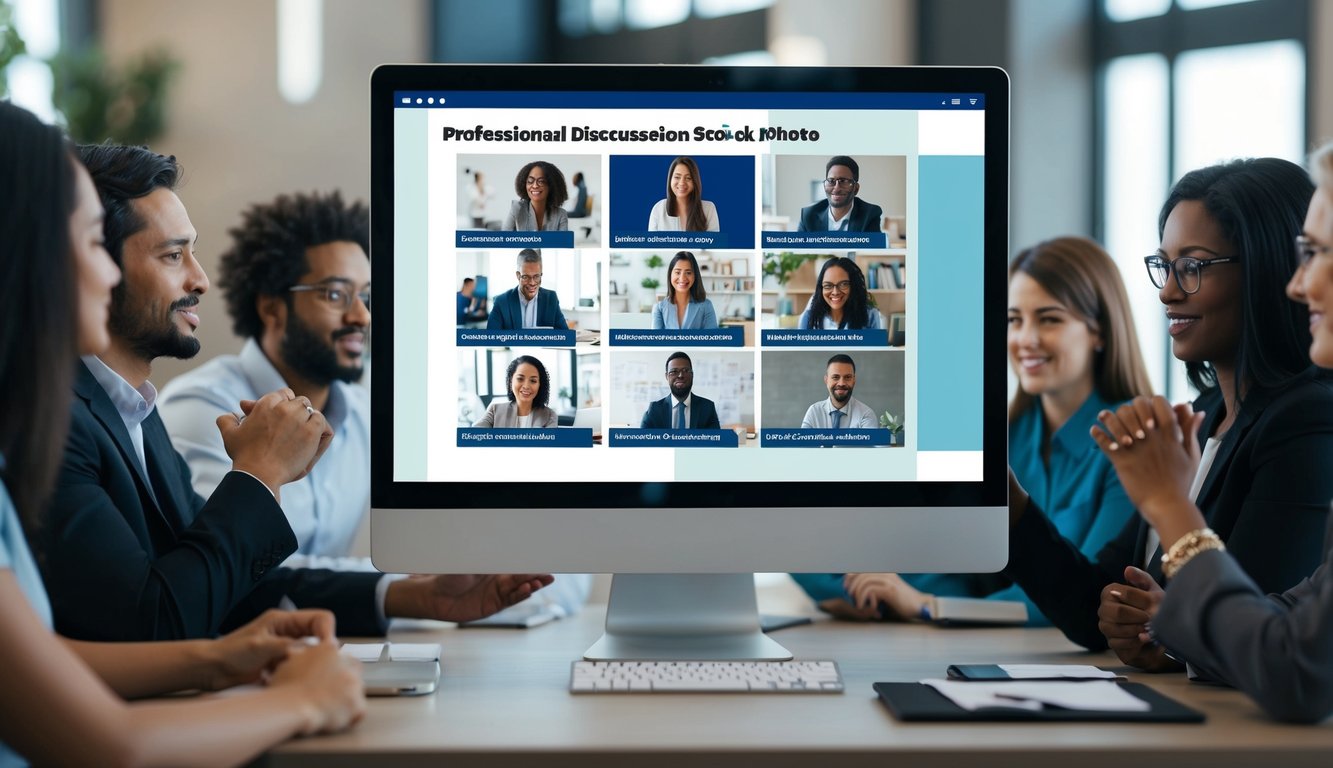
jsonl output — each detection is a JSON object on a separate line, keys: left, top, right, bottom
{"left": 1143, "top": 254, "right": 1240, "bottom": 295}
{"left": 525, "top": 177, "right": 548, "bottom": 188}
{"left": 665, "top": 368, "right": 693, "bottom": 379}
{"left": 517, "top": 273, "right": 543, "bottom": 284}
{"left": 823, "top": 177, "right": 856, "bottom": 189}
{"left": 821, "top": 281, "right": 853, "bottom": 294}
{"left": 1296, "top": 235, "right": 1332, "bottom": 266}
{"left": 289, "top": 279, "right": 371, "bottom": 311}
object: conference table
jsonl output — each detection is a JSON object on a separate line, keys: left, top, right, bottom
{"left": 260, "top": 597, "right": 1333, "bottom": 766}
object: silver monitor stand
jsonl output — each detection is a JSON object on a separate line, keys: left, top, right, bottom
{"left": 583, "top": 574, "right": 793, "bottom": 660}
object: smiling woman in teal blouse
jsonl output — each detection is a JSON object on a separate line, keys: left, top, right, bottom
{"left": 795, "top": 237, "right": 1153, "bottom": 625}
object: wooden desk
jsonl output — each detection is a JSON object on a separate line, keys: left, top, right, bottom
{"left": 262, "top": 609, "right": 1333, "bottom": 767}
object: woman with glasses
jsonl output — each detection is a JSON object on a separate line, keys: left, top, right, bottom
{"left": 1005, "top": 158, "right": 1333, "bottom": 673}
{"left": 802, "top": 238, "right": 1151, "bottom": 625}
{"left": 1084, "top": 142, "right": 1333, "bottom": 723}
{"left": 647, "top": 156, "right": 720, "bottom": 232}
{"left": 473, "top": 355, "right": 558, "bottom": 428}
{"left": 651, "top": 251, "right": 719, "bottom": 330}
{"left": 798, "top": 256, "right": 884, "bottom": 330}
{"left": 504, "top": 160, "right": 570, "bottom": 232}
{"left": 0, "top": 102, "right": 363, "bottom": 767}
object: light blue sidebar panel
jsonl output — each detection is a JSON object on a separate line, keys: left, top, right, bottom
{"left": 918, "top": 156, "right": 985, "bottom": 451}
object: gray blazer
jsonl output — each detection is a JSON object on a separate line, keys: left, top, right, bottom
{"left": 1153, "top": 508, "right": 1333, "bottom": 723}
{"left": 503, "top": 200, "right": 569, "bottom": 232}
{"left": 473, "top": 401, "right": 558, "bottom": 428}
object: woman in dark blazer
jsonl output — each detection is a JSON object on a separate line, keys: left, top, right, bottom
{"left": 1005, "top": 158, "right": 1333, "bottom": 672}
{"left": 1085, "top": 142, "right": 1333, "bottom": 723}
{"left": 503, "top": 161, "right": 570, "bottom": 232}
{"left": 474, "top": 355, "right": 559, "bottom": 427}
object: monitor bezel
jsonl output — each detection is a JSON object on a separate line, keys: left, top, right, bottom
{"left": 369, "top": 64, "right": 1009, "bottom": 512}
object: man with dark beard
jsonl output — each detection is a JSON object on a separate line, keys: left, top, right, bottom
{"left": 160, "top": 191, "right": 372, "bottom": 567}
{"left": 40, "top": 146, "right": 550, "bottom": 642}
{"left": 800, "top": 354, "right": 878, "bottom": 429}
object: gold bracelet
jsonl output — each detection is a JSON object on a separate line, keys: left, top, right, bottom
{"left": 1160, "top": 527, "right": 1225, "bottom": 580}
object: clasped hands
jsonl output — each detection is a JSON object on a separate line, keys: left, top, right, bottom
{"left": 1089, "top": 395, "right": 1204, "bottom": 671}
{"left": 217, "top": 387, "right": 335, "bottom": 498}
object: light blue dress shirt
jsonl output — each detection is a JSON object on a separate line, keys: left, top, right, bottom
{"left": 793, "top": 391, "right": 1136, "bottom": 626}
{"left": 1, "top": 471, "right": 53, "bottom": 768}
{"left": 651, "top": 297, "right": 718, "bottom": 330}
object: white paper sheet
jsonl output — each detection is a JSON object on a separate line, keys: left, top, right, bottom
{"left": 923, "top": 679, "right": 1149, "bottom": 712}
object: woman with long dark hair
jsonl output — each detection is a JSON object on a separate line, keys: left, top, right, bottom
{"left": 647, "top": 156, "right": 719, "bottom": 232}
{"left": 0, "top": 102, "right": 363, "bottom": 767}
{"left": 1090, "top": 142, "right": 1333, "bottom": 723}
{"left": 651, "top": 251, "right": 719, "bottom": 329}
{"left": 798, "top": 256, "right": 884, "bottom": 330}
{"left": 1005, "top": 158, "right": 1333, "bottom": 672}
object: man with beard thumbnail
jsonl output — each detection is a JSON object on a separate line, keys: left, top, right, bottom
{"left": 160, "top": 191, "right": 372, "bottom": 568}
{"left": 39, "top": 146, "right": 550, "bottom": 642}
{"left": 800, "top": 354, "right": 878, "bottom": 429}
{"left": 639, "top": 351, "right": 721, "bottom": 429}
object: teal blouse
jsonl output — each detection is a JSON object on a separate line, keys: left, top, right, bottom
{"left": 793, "top": 392, "right": 1136, "bottom": 626}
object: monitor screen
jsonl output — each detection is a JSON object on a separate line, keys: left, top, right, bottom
{"left": 370, "top": 65, "right": 1009, "bottom": 577}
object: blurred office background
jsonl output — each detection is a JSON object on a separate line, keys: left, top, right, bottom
{"left": 2, "top": 0, "right": 1329, "bottom": 402}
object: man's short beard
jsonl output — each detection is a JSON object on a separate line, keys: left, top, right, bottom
{"left": 830, "top": 387, "right": 853, "bottom": 406}
{"left": 108, "top": 284, "right": 201, "bottom": 361}
{"left": 281, "top": 311, "right": 364, "bottom": 386}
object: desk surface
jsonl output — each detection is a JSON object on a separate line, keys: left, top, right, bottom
{"left": 261, "top": 606, "right": 1333, "bottom": 767}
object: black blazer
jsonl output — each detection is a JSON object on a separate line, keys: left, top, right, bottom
{"left": 36, "top": 362, "right": 384, "bottom": 641}
{"left": 797, "top": 198, "right": 883, "bottom": 232}
{"left": 1006, "top": 368, "right": 1333, "bottom": 651}
{"left": 640, "top": 395, "right": 721, "bottom": 429}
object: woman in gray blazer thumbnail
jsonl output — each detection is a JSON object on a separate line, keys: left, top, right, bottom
{"left": 474, "top": 355, "right": 559, "bottom": 427}
{"left": 503, "top": 161, "right": 570, "bottom": 232}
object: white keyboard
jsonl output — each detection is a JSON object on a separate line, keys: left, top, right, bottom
{"left": 569, "top": 660, "right": 844, "bottom": 693}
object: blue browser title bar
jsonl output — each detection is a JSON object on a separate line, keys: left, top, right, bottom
{"left": 393, "top": 91, "right": 984, "bottom": 110}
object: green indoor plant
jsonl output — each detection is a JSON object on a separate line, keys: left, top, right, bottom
{"left": 49, "top": 46, "right": 178, "bottom": 145}
{"left": 879, "top": 410, "right": 905, "bottom": 445}
{"left": 763, "top": 251, "right": 818, "bottom": 316}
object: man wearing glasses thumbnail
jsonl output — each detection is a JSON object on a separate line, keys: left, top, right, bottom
{"left": 797, "top": 155, "right": 884, "bottom": 233}
{"left": 160, "top": 190, "right": 372, "bottom": 571}
{"left": 487, "top": 249, "right": 570, "bottom": 330}
{"left": 640, "top": 351, "right": 721, "bottom": 430}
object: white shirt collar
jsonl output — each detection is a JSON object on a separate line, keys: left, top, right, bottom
{"left": 83, "top": 355, "right": 157, "bottom": 428}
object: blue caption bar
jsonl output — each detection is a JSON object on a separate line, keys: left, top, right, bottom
{"left": 607, "top": 428, "right": 739, "bottom": 448}
{"left": 611, "top": 232, "right": 732, "bottom": 249}
{"left": 608, "top": 328, "right": 743, "bottom": 347}
{"left": 457, "top": 428, "right": 593, "bottom": 447}
{"left": 761, "top": 428, "right": 891, "bottom": 447}
{"left": 762, "top": 329, "right": 889, "bottom": 347}
{"left": 457, "top": 329, "right": 574, "bottom": 347}
{"left": 761, "top": 232, "right": 886, "bottom": 250}
{"left": 456, "top": 231, "right": 573, "bottom": 249}
{"left": 394, "top": 91, "right": 985, "bottom": 110}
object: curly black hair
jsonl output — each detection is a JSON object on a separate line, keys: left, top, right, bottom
{"left": 505, "top": 355, "right": 551, "bottom": 409}
{"left": 514, "top": 161, "right": 569, "bottom": 212}
{"left": 218, "top": 191, "right": 369, "bottom": 340}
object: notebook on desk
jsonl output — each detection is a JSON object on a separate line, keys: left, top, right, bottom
{"left": 874, "top": 681, "right": 1205, "bottom": 723}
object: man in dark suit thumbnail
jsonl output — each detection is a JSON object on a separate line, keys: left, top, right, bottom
{"left": 486, "top": 249, "right": 569, "bottom": 330}
{"left": 797, "top": 155, "right": 883, "bottom": 233}
{"left": 640, "top": 351, "right": 721, "bottom": 429}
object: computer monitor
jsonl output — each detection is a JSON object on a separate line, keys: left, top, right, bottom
{"left": 370, "top": 65, "right": 1009, "bottom": 660}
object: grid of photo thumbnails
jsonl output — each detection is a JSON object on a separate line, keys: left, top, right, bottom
{"left": 451, "top": 152, "right": 909, "bottom": 450}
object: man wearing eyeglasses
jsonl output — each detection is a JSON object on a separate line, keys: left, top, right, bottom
{"left": 640, "top": 351, "right": 721, "bottom": 430}
{"left": 797, "top": 156, "right": 884, "bottom": 233}
{"left": 487, "top": 249, "right": 569, "bottom": 330}
{"left": 42, "top": 147, "right": 552, "bottom": 643}
{"left": 160, "top": 190, "right": 372, "bottom": 571}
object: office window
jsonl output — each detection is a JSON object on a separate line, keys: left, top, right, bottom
{"left": 1095, "top": 0, "right": 1309, "bottom": 401}
{"left": 554, "top": 0, "right": 768, "bottom": 64}
{"left": 4, "top": 0, "right": 60, "bottom": 120}
{"left": 625, "top": 0, "right": 689, "bottom": 30}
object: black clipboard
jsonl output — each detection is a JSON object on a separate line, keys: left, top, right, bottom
{"left": 873, "top": 682, "right": 1205, "bottom": 723}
